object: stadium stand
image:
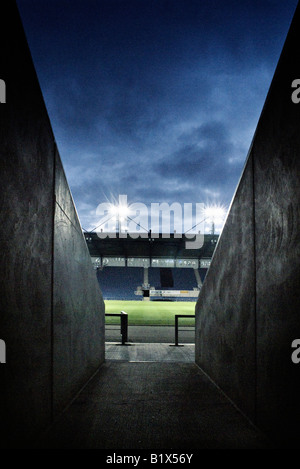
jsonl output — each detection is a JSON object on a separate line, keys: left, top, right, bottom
{"left": 148, "top": 267, "right": 161, "bottom": 290}
{"left": 96, "top": 266, "right": 204, "bottom": 301}
{"left": 199, "top": 268, "right": 207, "bottom": 283}
{"left": 160, "top": 268, "right": 174, "bottom": 287}
{"left": 172, "top": 268, "right": 197, "bottom": 290}
{"left": 89, "top": 234, "right": 216, "bottom": 301}
{"left": 97, "top": 267, "right": 143, "bottom": 300}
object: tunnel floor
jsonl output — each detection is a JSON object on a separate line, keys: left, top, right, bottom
{"left": 37, "top": 344, "right": 274, "bottom": 449}
{"left": 105, "top": 342, "right": 195, "bottom": 362}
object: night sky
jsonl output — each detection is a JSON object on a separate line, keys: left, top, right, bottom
{"left": 16, "top": 0, "right": 298, "bottom": 232}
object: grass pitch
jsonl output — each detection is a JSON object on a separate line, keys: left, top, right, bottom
{"left": 105, "top": 300, "right": 196, "bottom": 326}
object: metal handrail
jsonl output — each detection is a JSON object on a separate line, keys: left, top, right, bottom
{"left": 105, "top": 311, "right": 128, "bottom": 345}
{"left": 174, "top": 314, "right": 195, "bottom": 346}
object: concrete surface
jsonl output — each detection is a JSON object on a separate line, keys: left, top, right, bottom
{"left": 196, "top": 155, "right": 256, "bottom": 421}
{"left": 105, "top": 343, "right": 195, "bottom": 362}
{"left": 37, "top": 362, "right": 273, "bottom": 449}
{"left": 0, "top": 0, "right": 54, "bottom": 447}
{"left": 0, "top": 1, "right": 105, "bottom": 447}
{"left": 53, "top": 152, "right": 105, "bottom": 415}
{"left": 196, "top": 1, "right": 300, "bottom": 446}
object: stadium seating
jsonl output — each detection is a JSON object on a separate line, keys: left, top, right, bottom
{"left": 97, "top": 266, "right": 207, "bottom": 301}
{"left": 97, "top": 267, "right": 144, "bottom": 300}
{"left": 171, "top": 268, "right": 197, "bottom": 290}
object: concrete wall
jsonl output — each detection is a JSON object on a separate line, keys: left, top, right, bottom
{"left": 0, "top": 1, "right": 105, "bottom": 447}
{"left": 195, "top": 2, "right": 300, "bottom": 446}
{"left": 196, "top": 153, "right": 256, "bottom": 421}
{"left": 54, "top": 152, "right": 105, "bottom": 414}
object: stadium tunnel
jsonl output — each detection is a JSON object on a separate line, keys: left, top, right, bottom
{"left": 1, "top": 0, "right": 300, "bottom": 449}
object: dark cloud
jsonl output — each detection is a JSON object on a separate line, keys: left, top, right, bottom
{"left": 154, "top": 121, "right": 240, "bottom": 190}
{"left": 16, "top": 0, "right": 298, "bottom": 230}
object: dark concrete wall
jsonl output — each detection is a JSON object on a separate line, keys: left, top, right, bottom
{"left": 53, "top": 152, "right": 105, "bottom": 414}
{"left": 0, "top": 1, "right": 105, "bottom": 447}
{"left": 195, "top": 2, "right": 300, "bottom": 446}
{"left": 196, "top": 153, "right": 256, "bottom": 421}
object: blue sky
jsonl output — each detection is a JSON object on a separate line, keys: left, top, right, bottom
{"left": 17, "top": 0, "right": 298, "bottom": 232}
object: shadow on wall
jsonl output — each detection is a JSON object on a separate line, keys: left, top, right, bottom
{"left": 0, "top": 1, "right": 105, "bottom": 448}
{"left": 195, "top": 1, "right": 300, "bottom": 448}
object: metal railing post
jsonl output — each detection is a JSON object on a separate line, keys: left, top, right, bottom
{"left": 105, "top": 311, "right": 128, "bottom": 345}
{"left": 120, "top": 311, "right": 128, "bottom": 345}
{"left": 174, "top": 314, "right": 195, "bottom": 346}
{"left": 175, "top": 315, "right": 179, "bottom": 346}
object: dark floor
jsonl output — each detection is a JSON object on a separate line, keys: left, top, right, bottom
{"left": 105, "top": 342, "right": 195, "bottom": 362}
{"left": 37, "top": 353, "right": 273, "bottom": 449}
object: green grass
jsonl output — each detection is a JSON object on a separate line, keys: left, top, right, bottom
{"left": 105, "top": 300, "right": 196, "bottom": 326}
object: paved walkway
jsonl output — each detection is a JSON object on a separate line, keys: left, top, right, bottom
{"left": 36, "top": 344, "right": 274, "bottom": 449}
{"left": 106, "top": 342, "right": 195, "bottom": 362}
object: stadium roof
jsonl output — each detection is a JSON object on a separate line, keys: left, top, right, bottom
{"left": 84, "top": 232, "right": 218, "bottom": 260}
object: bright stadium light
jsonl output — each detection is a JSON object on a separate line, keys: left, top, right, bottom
{"left": 109, "top": 204, "right": 129, "bottom": 219}
{"left": 109, "top": 205, "right": 118, "bottom": 216}
{"left": 204, "top": 204, "right": 226, "bottom": 222}
{"left": 109, "top": 195, "right": 130, "bottom": 232}
{"left": 109, "top": 195, "right": 130, "bottom": 217}
{"left": 204, "top": 203, "right": 227, "bottom": 234}
{"left": 119, "top": 205, "right": 130, "bottom": 221}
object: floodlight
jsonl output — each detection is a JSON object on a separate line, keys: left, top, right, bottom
{"left": 109, "top": 205, "right": 118, "bottom": 216}
{"left": 109, "top": 203, "right": 130, "bottom": 219}
{"left": 108, "top": 201, "right": 130, "bottom": 233}
{"left": 204, "top": 204, "right": 226, "bottom": 222}
{"left": 118, "top": 204, "right": 130, "bottom": 218}
{"left": 203, "top": 203, "right": 227, "bottom": 234}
